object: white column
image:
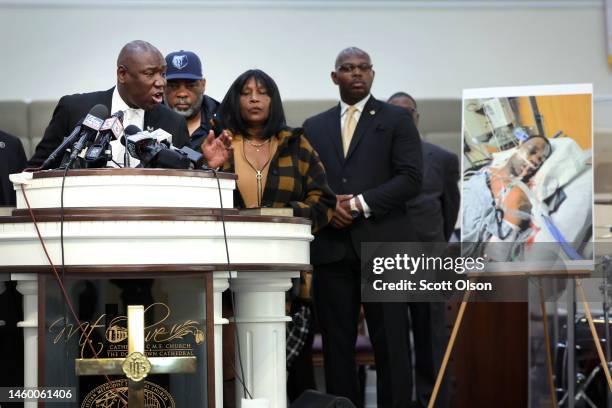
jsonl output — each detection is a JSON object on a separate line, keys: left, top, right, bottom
{"left": 14, "top": 273, "right": 38, "bottom": 408}
{"left": 230, "top": 271, "right": 299, "bottom": 408}
{"left": 213, "top": 271, "right": 233, "bottom": 408}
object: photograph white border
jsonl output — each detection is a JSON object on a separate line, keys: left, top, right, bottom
{"left": 460, "top": 83, "right": 595, "bottom": 274}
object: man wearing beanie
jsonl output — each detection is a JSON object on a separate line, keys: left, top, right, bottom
{"left": 164, "top": 50, "right": 220, "bottom": 152}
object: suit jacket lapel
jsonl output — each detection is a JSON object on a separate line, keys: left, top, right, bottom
{"left": 103, "top": 88, "right": 114, "bottom": 112}
{"left": 329, "top": 103, "right": 344, "bottom": 163}
{"left": 345, "top": 96, "right": 380, "bottom": 161}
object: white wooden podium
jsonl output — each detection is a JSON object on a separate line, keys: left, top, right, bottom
{"left": 0, "top": 168, "right": 311, "bottom": 408}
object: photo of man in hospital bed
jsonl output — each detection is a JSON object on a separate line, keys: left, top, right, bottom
{"left": 461, "top": 89, "right": 593, "bottom": 264}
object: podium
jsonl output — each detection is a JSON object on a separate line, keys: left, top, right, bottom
{"left": 0, "top": 168, "right": 312, "bottom": 408}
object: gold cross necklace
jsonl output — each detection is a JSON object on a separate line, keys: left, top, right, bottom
{"left": 243, "top": 138, "right": 273, "bottom": 206}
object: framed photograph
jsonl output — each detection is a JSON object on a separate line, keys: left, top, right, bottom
{"left": 461, "top": 84, "right": 593, "bottom": 272}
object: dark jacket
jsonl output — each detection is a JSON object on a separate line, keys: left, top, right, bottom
{"left": 0, "top": 131, "right": 27, "bottom": 206}
{"left": 303, "top": 96, "right": 423, "bottom": 264}
{"left": 222, "top": 128, "right": 336, "bottom": 233}
{"left": 406, "top": 141, "right": 460, "bottom": 242}
{"left": 28, "top": 87, "right": 189, "bottom": 167}
{"left": 185, "top": 95, "right": 221, "bottom": 152}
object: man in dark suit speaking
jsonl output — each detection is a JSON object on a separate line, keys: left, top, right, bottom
{"left": 303, "top": 47, "right": 422, "bottom": 408}
{"left": 29, "top": 40, "right": 191, "bottom": 168}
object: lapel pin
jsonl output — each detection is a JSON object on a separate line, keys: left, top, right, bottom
{"left": 369, "top": 110, "right": 375, "bottom": 115}
{"left": 0, "top": 141, "right": 5, "bottom": 149}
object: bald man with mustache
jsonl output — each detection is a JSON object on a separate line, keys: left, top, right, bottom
{"left": 29, "top": 40, "right": 230, "bottom": 169}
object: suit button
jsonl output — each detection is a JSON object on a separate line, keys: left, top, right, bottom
{"left": 342, "top": 178, "right": 347, "bottom": 183}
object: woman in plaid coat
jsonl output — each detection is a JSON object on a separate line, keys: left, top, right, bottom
{"left": 214, "top": 69, "right": 334, "bottom": 402}
{"left": 216, "top": 69, "right": 336, "bottom": 233}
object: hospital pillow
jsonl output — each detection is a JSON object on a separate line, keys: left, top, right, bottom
{"left": 532, "top": 137, "right": 589, "bottom": 201}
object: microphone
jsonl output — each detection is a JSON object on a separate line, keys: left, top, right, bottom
{"left": 121, "top": 124, "right": 142, "bottom": 146}
{"left": 124, "top": 127, "right": 200, "bottom": 169}
{"left": 121, "top": 124, "right": 142, "bottom": 167}
{"left": 39, "top": 118, "right": 84, "bottom": 170}
{"left": 84, "top": 111, "right": 124, "bottom": 167}
{"left": 65, "top": 104, "right": 109, "bottom": 167}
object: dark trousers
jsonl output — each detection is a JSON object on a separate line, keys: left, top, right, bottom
{"left": 0, "top": 281, "right": 23, "bottom": 391}
{"left": 287, "top": 299, "right": 317, "bottom": 402}
{"left": 408, "top": 302, "right": 448, "bottom": 408}
{"left": 313, "top": 241, "right": 412, "bottom": 408}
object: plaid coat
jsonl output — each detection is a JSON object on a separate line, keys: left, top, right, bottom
{"left": 222, "top": 127, "right": 336, "bottom": 233}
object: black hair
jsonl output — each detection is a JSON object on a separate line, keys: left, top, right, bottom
{"left": 387, "top": 91, "right": 417, "bottom": 109}
{"left": 217, "top": 69, "right": 286, "bottom": 140}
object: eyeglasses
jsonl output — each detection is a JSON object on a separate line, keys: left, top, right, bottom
{"left": 336, "top": 63, "right": 373, "bottom": 73}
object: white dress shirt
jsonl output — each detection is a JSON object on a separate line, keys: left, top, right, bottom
{"left": 109, "top": 87, "right": 144, "bottom": 167}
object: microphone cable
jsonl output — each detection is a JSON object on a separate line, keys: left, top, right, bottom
{"left": 20, "top": 178, "right": 128, "bottom": 406}
{"left": 210, "top": 168, "right": 253, "bottom": 400}
{"left": 60, "top": 165, "right": 69, "bottom": 388}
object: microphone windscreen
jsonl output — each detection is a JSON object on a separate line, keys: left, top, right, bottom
{"left": 89, "top": 104, "right": 110, "bottom": 120}
{"left": 125, "top": 125, "right": 142, "bottom": 135}
{"left": 121, "top": 125, "right": 142, "bottom": 146}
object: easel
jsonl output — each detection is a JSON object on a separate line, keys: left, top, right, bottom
{"left": 427, "top": 264, "right": 611, "bottom": 408}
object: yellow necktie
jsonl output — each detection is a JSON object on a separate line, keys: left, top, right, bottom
{"left": 342, "top": 105, "right": 357, "bottom": 156}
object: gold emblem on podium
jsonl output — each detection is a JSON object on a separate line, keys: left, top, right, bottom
{"left": 76, "top": 305, "right": 197, "bottom": 408}
{"left": 194, "top": 328, "right": 205, "bottom": 344}
{"left": 122, "top": 351, "right": 152, "bottom": 381}
{"left": 81, "top": 379, "right": 175, "bottom": 408}
{"left": 106, "top": 324, "right": 128, "bottom": 343}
